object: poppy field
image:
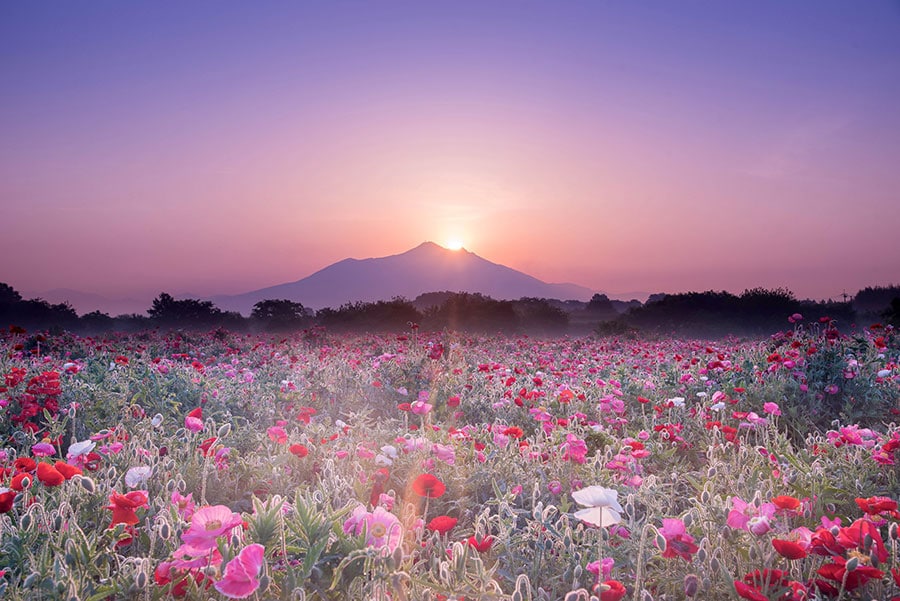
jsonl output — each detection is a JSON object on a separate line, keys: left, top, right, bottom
{"left": 1, "top": 318, "right": 899, "bottom": 600}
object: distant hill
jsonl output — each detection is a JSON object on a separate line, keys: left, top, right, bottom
{"left": 209, "top": 242, "right": 596, "bottom": 314}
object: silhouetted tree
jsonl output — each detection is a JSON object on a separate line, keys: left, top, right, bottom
{"left": 147, "top": 293, "right": 228, "bottom": 328}
{"left": 252, "top": 299, "right": 312, "bottom": 331}
{"left": 885, "top": 297, "right": 900, "bottom": 327}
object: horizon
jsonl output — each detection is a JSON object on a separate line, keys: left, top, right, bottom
{"left": 3, "top": 2, "right": 899, "bottom": 302}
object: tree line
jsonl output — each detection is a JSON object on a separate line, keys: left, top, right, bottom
{"left": 1, "top": 282, "right": 897, "bottom": 337}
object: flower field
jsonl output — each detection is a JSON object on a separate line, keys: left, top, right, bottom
{"left": 0, "top": 318, "right": 898, "bottom": 600}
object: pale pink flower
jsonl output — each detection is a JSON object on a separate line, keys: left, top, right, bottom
{"left": 214, "top": 543, "right": 265, "bottom": 599}
{"left": 181, "top": 505, "right": 243, "bottom": 553}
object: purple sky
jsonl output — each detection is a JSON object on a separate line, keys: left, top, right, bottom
{"left": 2, "top": 1, "right": 899, "bottom": 303}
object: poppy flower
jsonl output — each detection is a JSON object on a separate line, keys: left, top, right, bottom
{"left": 426, "top": 515, "right": 457, "bottom": 534}
{"left": 108, "top": 490, "right": 149, "bottom": 527}
{"left": 467, "top": 535, "right": 494, "bottom": 553}
{"left": 0, "top": 488, "right": 15, "bottom": 513}
{"left": 10, "top": 473, "right": 32, "bottom": 491}
{"left": 771, "top": 496, "right": 801, "bottom": 512}
{"left": 771, "top": 527, "right": 812, "bottom": 560}
{"left": 657, "top": 518, "right": 699, "bottom": 561}
{"left": 411, "top": 473, "right": 446, "bottom": 498}
{"left": 855, "top": 496, "right": 898, "bottom": 515}
{"left": 289, "top": 444, "right": 308, "bottom": 458}
{"left": 185, "top": 407, "right": 203, "bottom": 433}
{"left": 599, "top": 580, "right": 627, "bottom": 601}
{"left": 13, "top": 457, "right": 36, "bottom": 473}
{"left": 214, "top": 543, "right": 266, "bottom": 599}
{"left": 572, "top": 486, "right": 623, "bottom": 528}
{"left": 36, "top": 462, "right": 65, "bottom": 487}
{"left": 181, "top": 505, "right": 243, "bottom": 553}
{"left": 53, "top": 461, "right": 82, "bottom": 480}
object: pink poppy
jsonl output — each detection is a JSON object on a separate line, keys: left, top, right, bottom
{"left": 214, "top": 543, "right": 265, "bottom": 599}
{"left": 181, "top": 505, "right": 243, "bottom": 553}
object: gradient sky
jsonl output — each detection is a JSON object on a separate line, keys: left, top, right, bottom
{"left": 3, "top": 1, "right": 899, "bottom": 303}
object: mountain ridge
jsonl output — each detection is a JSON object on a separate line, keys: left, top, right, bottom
{"left": 209, "top": 241, "right": 596, "bottom": 314}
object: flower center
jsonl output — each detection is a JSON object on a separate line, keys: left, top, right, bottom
{"left": 205, "top": 519, "right": 222, "bottom": 531}
{"left": 370, "top": 523, "right": 387, "bottom": 538}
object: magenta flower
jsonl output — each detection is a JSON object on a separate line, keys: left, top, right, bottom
{"left": 343, "top": 505, "right": 402, "bottom": 554}
{"left": 657, "top": 518, "right": 699, "bottom": 561}
{"left": 181, "top": 505, "right": 243, "bottom": 553}
{"left": 266, "top": 426, "right": 287, "bottom": 444}
{"left": 31, "top": 442, "right": 55, "bottom": 457}
{"left": 214, "top": 543, "right": 265, "bottom": 599}
{"left": 171, "top": 490, "right": 196, "bottom": 521}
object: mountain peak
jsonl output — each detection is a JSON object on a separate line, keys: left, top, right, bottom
{"left": 211, "top": 243, "right": 595, "bottom": 313}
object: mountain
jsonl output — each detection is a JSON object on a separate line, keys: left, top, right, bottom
{"left": 210, "top": 242, "right": 596, "bottom": 314}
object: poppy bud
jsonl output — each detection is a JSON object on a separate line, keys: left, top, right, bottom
{"left": 683, "top": 574, "right": 699, "bottom": 597}
{"left": 217, "top": 423, "right": 232, "bottom": 438}
{"left": 845, "top": 556, "right": 859, "bottom": 572}
{"left": 78, "top": 476, "right": 96, "bottom": 493}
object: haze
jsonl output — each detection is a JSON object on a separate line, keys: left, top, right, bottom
{"left": 2, "top": 1, "right": 899, "bottom": 302}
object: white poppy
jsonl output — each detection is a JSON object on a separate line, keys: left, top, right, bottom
{"left": 572, "top": 485, "right": 624, "bottom": 527}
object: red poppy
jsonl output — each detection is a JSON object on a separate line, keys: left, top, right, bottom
{"left": 733, "top": 581, "right": 767, "bottom": 601}
{"left": 107, "top": 490, "right": 149, "bottom": 527}
{"left": 772, "top": 538, "right": 807, "bottom": 560}
{"left": 36, "top": 462, "right": 65, "bottom": 487}
{"left": 54, "top": 461, "right": 82, "bottom": 480}
{"left": 13, "top": 457, "right": 36, "bottom": 473}
{"left": 426, "top": 515, "right": 457, "bottom": 534}
{"left": 855, "top": 496, "right": 898, "bottom": 515}
{"left": 818, "top": 557, "right": 883, "bottom": 590}
{"left": 467, "top": 535, "right": 493, "bottom": 553}
{"left": 599, "top": 579, "right": 627, "bottom": 601}
{"left": 502, "top": 426, "right": 524, "bottom": 439}
{"left": 771, "top": 496, "right": 801, "bottom": 511}
{"left": 289, "top": 444, "right": 309, "bottom": 458}
{"left": 198, "top": 437, "right": 218, "bottom": 456}
{"left": 0, "top": 489, "right": 15, "bottom": 513}
{"left": 10, "top": 473, "right": 32, "bottom": 491}
{"left": 411, "top": 473, "right": 446, "bottom": 498}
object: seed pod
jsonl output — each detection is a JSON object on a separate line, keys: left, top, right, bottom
{"left": 217, "top": 423, "right": 232, "bottom": 438}
{"left": 710, "top": 557, "right": 720, "bottom": 572}
{"left": 700, "top": 490, "right": 710, "bottom": 504}
{"left": 655, "top": 532, "right": 667, "bottom": 552}
{"left": 683, "top": 512, "right": 693, "bottom": 527}
{"left": 135, "top": 570, "right": 148, "bottom": 589}
{"left": 20, "top": 513, "right": 32, "bottom": 530}
{"left": 78, "top": 476, "right": 96, "bottom": 493}
{"left": 683, "top": 574, "right": 699, "bottom": 597}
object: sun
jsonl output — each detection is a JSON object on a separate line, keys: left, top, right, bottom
{"left": 445, "top": 239, "right": 464, "bottom": 251}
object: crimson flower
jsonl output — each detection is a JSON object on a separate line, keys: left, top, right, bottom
{"left": 53, "top": 461, "right": 82, "bottom": 479}
{"left": 289, "top": 444, "right": 308, "bottom": 458}
{"left": 411, "top": 473, "right": 445, "bottom": 498}
{"left": 599, "top": 580, "right": 627, "bottom": 601}
{"left": 36, "top": 462, "right": 65, "bottom": 487}
{"left": 771, "top": 496, "right": 802, "bottom": 512}
{"left": 426, "top": 515, "right": 457, "bottom": 534}
{"left": 467, "top": 535, "right": 494, "bottom": 553}
{"left": 0, "top": 489, "right": 15, "bottom": 513}
{"left": 818, "top": 556, "right": 883, "bottom": 590}
{"left": 108, "top": 490, "right": 149, "bottom": 527}
{"left": 855, "top": 495, "right": 899, "bottom": 516}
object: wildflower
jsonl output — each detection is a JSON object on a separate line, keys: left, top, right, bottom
{"left": 771, "top": 495, "right": 802, "bottom": 513}
{"left": 762, "top": 402, "right": 781, "bottom": 416}
{"left": 185, "top": 408, "right": 204, "bottom": 433}
{"left": 125, "top": 466, "right": 152, "bottom": 488}
{"left": 31, "top": 442, "right": 55, "bottom": 457}
{"left": 289, "top": 444, "right": 308, "bottom": 458}
{"left": 467, "top": 535, "right": 493, "bottom": 553}
{"left": 432, "top": 443, "right": 456, "bottom": 465}
{"left": 172, "top": 491, "right": 195, "bottom": 520}
{"left": 571, "top": 485, "right": 623, "bottom": 528}
{"left": 108, "top": 490, "right": 149, "bottom": 527}
{"left": 36, "top": 462, "right": 65, "bottom": 487}
{"left": 426, "top": 515, "right": 457, "bottom": 534}
{"left": 214, "top": 543, "right": 265, "bottom": 599}
{"left": 181, "top": 505, "right": 243, "bottom": 552}
{"left": 854, "top": 495, "right": 899, "bottom": 517}
{"left": 597, "top": 580, "right": 626, "bottom": 601}
{"left": 818, "top": 556, "right": 884, "bottom": 591}
{"left": 772, "top": 527, "right": 812, "bottom": 559}
{"left": 560, "top": 433, "right": 588, "bottom": 464}
{"left": 411, "top": 473, "right": 446, "bottom": 498}
{"left": 266, "top": 426, "right": 287, "bottom": 444}
{"left": 0, "top": 488, "right": 15, "bottom": 513}
{"left": 657, "top": 518, "right": 699, "bottom": 561}
{"left": 53, "top": 461, "right": 82, "bottom": 480}
{"left": 345, "top": 506, "right": 403, "bottom": 553}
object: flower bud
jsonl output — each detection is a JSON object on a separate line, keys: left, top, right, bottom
{"left": 78, "top": 476, "right": 96, "bottom": 493}
{"left": 845, "top": 556, "right": 859, "bottom": 572}
{"left": 217, "top": 423, "right": 232, "bottom": 438}
{"left": 683, "top": 574, "right": 699, "bottom": 597}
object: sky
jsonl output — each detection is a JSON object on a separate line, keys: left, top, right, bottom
{"left": 2, "top": 1, "right": 899, "bottom": 304}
